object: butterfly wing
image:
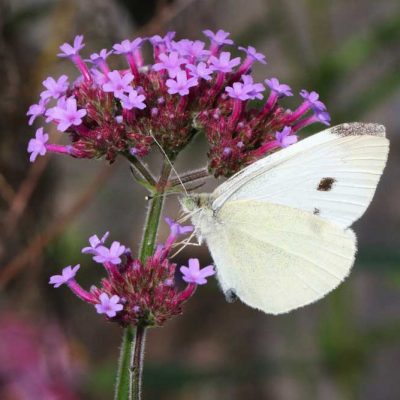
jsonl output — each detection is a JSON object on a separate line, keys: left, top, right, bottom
{"left": 212, "top": 123, "right": 389, "bottom": 229}
{"left": 206, "top": 200, "right": 356, "bottom": 314}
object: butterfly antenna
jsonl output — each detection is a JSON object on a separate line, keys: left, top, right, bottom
{"left": 149, "top": 130, "right": 188, "bottom": 196}
{"left": 169, "top": 229, "right": 200, "bottom": 259}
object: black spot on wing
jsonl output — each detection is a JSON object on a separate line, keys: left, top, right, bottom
{"left": 317, "top": 177, "right": 336, "bottom": 191}
{"left": 313, "top": 208, "right": 320, "bottom": 215}
{"left": 225, "top": 289, "right": 238, "bottom": 303}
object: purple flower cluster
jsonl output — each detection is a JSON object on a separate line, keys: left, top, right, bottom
{"left": 49, "top": 221, "right": 215, "bottom": 326}
{"left": 27, "top": 30, "right": 330, "bottom": 176}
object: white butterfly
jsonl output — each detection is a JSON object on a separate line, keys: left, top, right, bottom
{"left": 180, "top": 123, "right": 389, "bottom": 314}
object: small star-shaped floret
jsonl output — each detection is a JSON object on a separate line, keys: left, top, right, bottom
{"left": 27, "top": 127, "right": 49, "bottom": 162}
{"left": 40, "top": 75, "right": 69, "bottom": 100}
{"left": 203, "top": 29, "right": 233, "bottom": 46}
{"left": 209, "top": 52, "right": 240, "bottom": 73}
{"left": 49, "top": 264, "right": 80, "bottom": 288}
{"left": 275, "top": 127, "right": 298, "bottom": 148}
{"left": 95, "top": 293, "right": 123, "bottom": 318}
{"left": 58, "top": 35, "right": 85, "bottom": 57}
{"left": 180, "top": 258, "right": 215, "bottom": 285}
{"left": 265, "top": 78, "right": 293, "bottom": 97}
{"left": 166, "top": 71, "right": 198, "bottom": 96}
{"left": 93, "top": 241, "right": 126, "bottom": 264}
{"left": 120, "top": 89, "right": 146, "bottom": 110}
{"left": 102, "top": 70, "right": 134, "bottom": 99}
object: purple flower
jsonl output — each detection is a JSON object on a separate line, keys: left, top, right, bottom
{"left": 265, "top": 78, "right": 293, "bottom": 97}
{"left": 242, "top": 75, "right": 264, "bottom": 100}
{"left": 91, "top": 68, "right": 108, "bottom": 85}
{"left": 153, "top": 52, "right": 186, "bottom": 78}
{"left": 46, "top": 96, "right": 87, "bottom": 132}
{"left": 40, "top": 75, "right": 69, "bottom": 100}
{"left": 238, "top": 46, "right": 267, "bottom": 64}
{"left": 186, "top": 62, "right": 214, "bottom": 81}
{"left": 180, "top": 258, "right": 215, "bottom": 285}
{"left": 300, "top": 89, "right": 326, "bottom": 112}
{"left": 93, "top": 241, "right": 126, "bottom": 264}
{"left": 120, "top": 89, "right": 146, "bottom": 110}
{"left": 315, "top": 111, "right": 331, "bottom": 126}
{"left": 95, "top": 293, "right": 123, "bottom": 317}
{"left": 173, "top": 40, "right": 210, "bottom": 60}
{"left": 225, "top": 82, "right": 252, "bottom": 101}
{"left": 164, "top": 278, "right": 174, "bottom": 287}
{"left": 49, "top": 264, "right": 80, "bottom": 288}
{"left": 27, "top": 127, "right": 49, "bottom": 162}
{"left": 26, "top": 99, "right": 47, "bottom": 126}
{"left": 89, "top": 49, "right": 113, "bottom": 63}
{"left": 165, "top": 217, "right": 193, "bottom": 236}
{"left": 223, "top": 147, "right": 232, "bottom": 157}
{"left": 166, "top": 70, "right": 198, "bottom": 96}
{"left": 209, "top": 52, "right": 241, "bottom": 73}
{"left": 149, "top": 32, "right": 176, "bottom": 48}
{"left": 203, "top": 29, "right": 233, "bottom": 46}
{"left": 113, "top": 38, "right": 143, "bottom": 55}
{"left": 82, "top": 232, "right": 110, "bottom": 255}
{"left": 275, "top": 126, "right": 298, "bottom": 148}
{"left": 58, "top": 35, "right": 85, "bottom": 57}
{"left": 102, "top": 70, "right": 134, "bottom": 99}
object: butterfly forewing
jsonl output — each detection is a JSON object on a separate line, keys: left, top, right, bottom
{"left": 212, "top": 123, "right": 389, "bottom": 229}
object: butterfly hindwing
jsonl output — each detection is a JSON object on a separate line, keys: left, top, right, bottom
{"left": 207, "top": 200, "right": 357, "bottom": 314}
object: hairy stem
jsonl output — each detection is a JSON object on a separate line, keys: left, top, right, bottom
{"left": 115, "top": 159, "right": 172, "bottom": 400}
{"left": 115, "top": 326, "right": 135, "bottom": 400}
{"left": 140, "top": 160, "right": 172, "bottom": 261}
{"left": 130, "top": 325, "right": 147, "bottom": 400}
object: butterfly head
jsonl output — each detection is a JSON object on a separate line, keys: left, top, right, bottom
{"left": 179, "top": 193, "right": 214, "bottom": 213}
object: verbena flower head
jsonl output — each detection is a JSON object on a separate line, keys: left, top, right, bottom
{"left": 49, "top": 221, "right": 214, "bottom": 327}
{"left": 27, "top": 31, "right": 330, "bottom": 176}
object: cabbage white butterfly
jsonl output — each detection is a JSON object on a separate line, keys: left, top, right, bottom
{"left": 180, "top": 123, "right": 389, "bottom": 314}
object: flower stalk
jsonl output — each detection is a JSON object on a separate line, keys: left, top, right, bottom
{"left": 115, "top": 159, "right": 172, "bottom": 400}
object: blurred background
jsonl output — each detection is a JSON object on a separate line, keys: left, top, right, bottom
{"left": 1, "top": 0, "right": 400, "bottom": 398}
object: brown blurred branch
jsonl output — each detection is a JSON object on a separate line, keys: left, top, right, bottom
{"left": 0, "top": 2, "right": 77, "bottom": 239}
{"left": 0, "top": 173, "right": 15, "bottom": 205}
{"left": 0, "top": 165, "right": 112, "bottom": 289}
{"left": 2, "top": 156, "right": 49, "bottom": 236}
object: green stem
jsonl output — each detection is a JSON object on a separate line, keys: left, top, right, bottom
{"left": 130, "top": 325, "right": 146, "bottom": 400}
{"left": 114, "top": 326, "right": 135, "bottom": 400}
{"left": 140, "top": 161, "right": 171, "bottom": 261}
{"left": 114, "top": 159, "right": 172, "bottom": 400}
